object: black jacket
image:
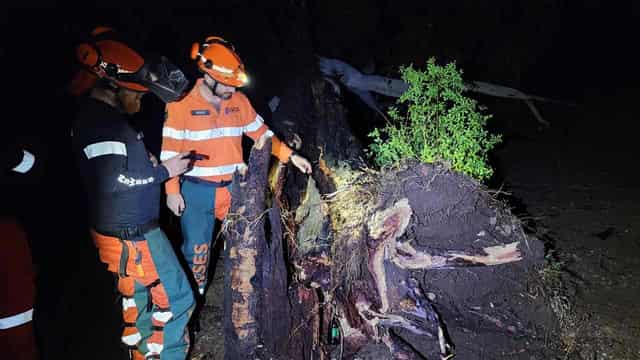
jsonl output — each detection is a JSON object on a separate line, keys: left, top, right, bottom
{"left": 72, "top": 97, "right": 169, "bottom": 228}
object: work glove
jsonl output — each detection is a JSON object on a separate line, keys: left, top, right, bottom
{"left": 290, "top": 153, "right": 313, "bottom": 174}
{"left": 167, "top": 193, "right": 185, "bottom": 216}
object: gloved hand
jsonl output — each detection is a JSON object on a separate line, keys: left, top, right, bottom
{"left": 290, "top": 153, "right": 313, "bottom": 174}
{"left": 167, "top": 193, "right": 185, "bottom": 216}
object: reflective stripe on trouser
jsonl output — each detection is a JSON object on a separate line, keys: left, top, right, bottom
{"left": 0, "top": 217, "right": 37, "bottom": 360}
{"left": 180, "top": 180, "right": 231, "bottom": 295}
{"left": 92, "top": 228, "right": 194, "bottom": 360}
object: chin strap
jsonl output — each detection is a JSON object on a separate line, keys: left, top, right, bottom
{"left": 207, "top": 78, "right": 220, "bottom": 95}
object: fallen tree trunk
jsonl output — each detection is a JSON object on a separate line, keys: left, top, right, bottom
{"left": 317, "top": 56, "right": 578, "bottom": 128}
{"left": 216, "top": 77, "right": 561, "bottom": 359}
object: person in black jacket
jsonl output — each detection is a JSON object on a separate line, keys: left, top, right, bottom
{"left": 71, "top": 27, "right": 195, "bottom": 360}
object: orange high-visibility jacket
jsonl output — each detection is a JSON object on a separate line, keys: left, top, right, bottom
{"left": 160, "top": 79, "right": 292, "bottom": 194}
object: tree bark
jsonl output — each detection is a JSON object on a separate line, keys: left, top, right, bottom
{"left": 224, "top": 134, "right": 272, "bottom": 360}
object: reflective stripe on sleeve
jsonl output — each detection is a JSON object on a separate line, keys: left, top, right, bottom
{"left": 243, "top": 114, "right": 265, "bottom": 133}
{"left": 12, "top": 150, "right": 35, "bottom": 173}
{"left": 0, "top": 308, "right": 33, "bottom": 329}
{"left": 83, "top": 141, "right": 127, "bottom": 159}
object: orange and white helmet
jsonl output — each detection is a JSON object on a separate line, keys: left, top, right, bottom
{"left": 190, "top": 36, "right": 249, "bottom": 87}
{"left": 75, "top": 27, "right": 189, "bottom": 102}
{"left": 75, "top": 27, "right": 148, "bottom": 92}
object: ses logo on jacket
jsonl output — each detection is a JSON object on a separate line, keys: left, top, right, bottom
{"left": 224, "top": 107, "right": 240, "bottom": 115}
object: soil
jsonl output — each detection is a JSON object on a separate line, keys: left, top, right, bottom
{"left": 368, "top": 163, "right": 554, "bottom": 359}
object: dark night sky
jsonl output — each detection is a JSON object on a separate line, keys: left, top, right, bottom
{"left": 0, "top": 1, "right": 635, "bottom": 161}
{"left": 2, "top": 2, "right": 638, "bottom": 95}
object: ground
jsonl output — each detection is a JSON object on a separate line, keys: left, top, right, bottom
{"left": 190, "top": 249, "right": 225, "bottom": 360}
{"left": 492, "top": 88, "right": 640, "bottom": 359}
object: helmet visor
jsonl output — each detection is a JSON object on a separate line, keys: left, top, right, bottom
{"left": 118, "top": 56, "right": 190, "bottom": 103}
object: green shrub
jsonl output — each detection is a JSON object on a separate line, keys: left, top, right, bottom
{"left": 367, "top": 58, "right": 501, "bottom": 181}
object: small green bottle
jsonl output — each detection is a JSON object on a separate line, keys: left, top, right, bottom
{"left": 329, "top": 317, "right": 340, "bottom": 345}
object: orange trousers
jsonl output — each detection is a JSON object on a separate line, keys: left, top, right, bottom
{"left": 91, "top": 227, "right": 194, "bottom": 360}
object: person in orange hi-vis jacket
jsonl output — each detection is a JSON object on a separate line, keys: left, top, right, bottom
{"left": 160, "top": 36, "right": 312, "bottom": 300}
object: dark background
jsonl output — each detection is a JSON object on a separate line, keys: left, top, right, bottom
{"left": 1, "top": 2, "right": 638, "bottom": 359}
